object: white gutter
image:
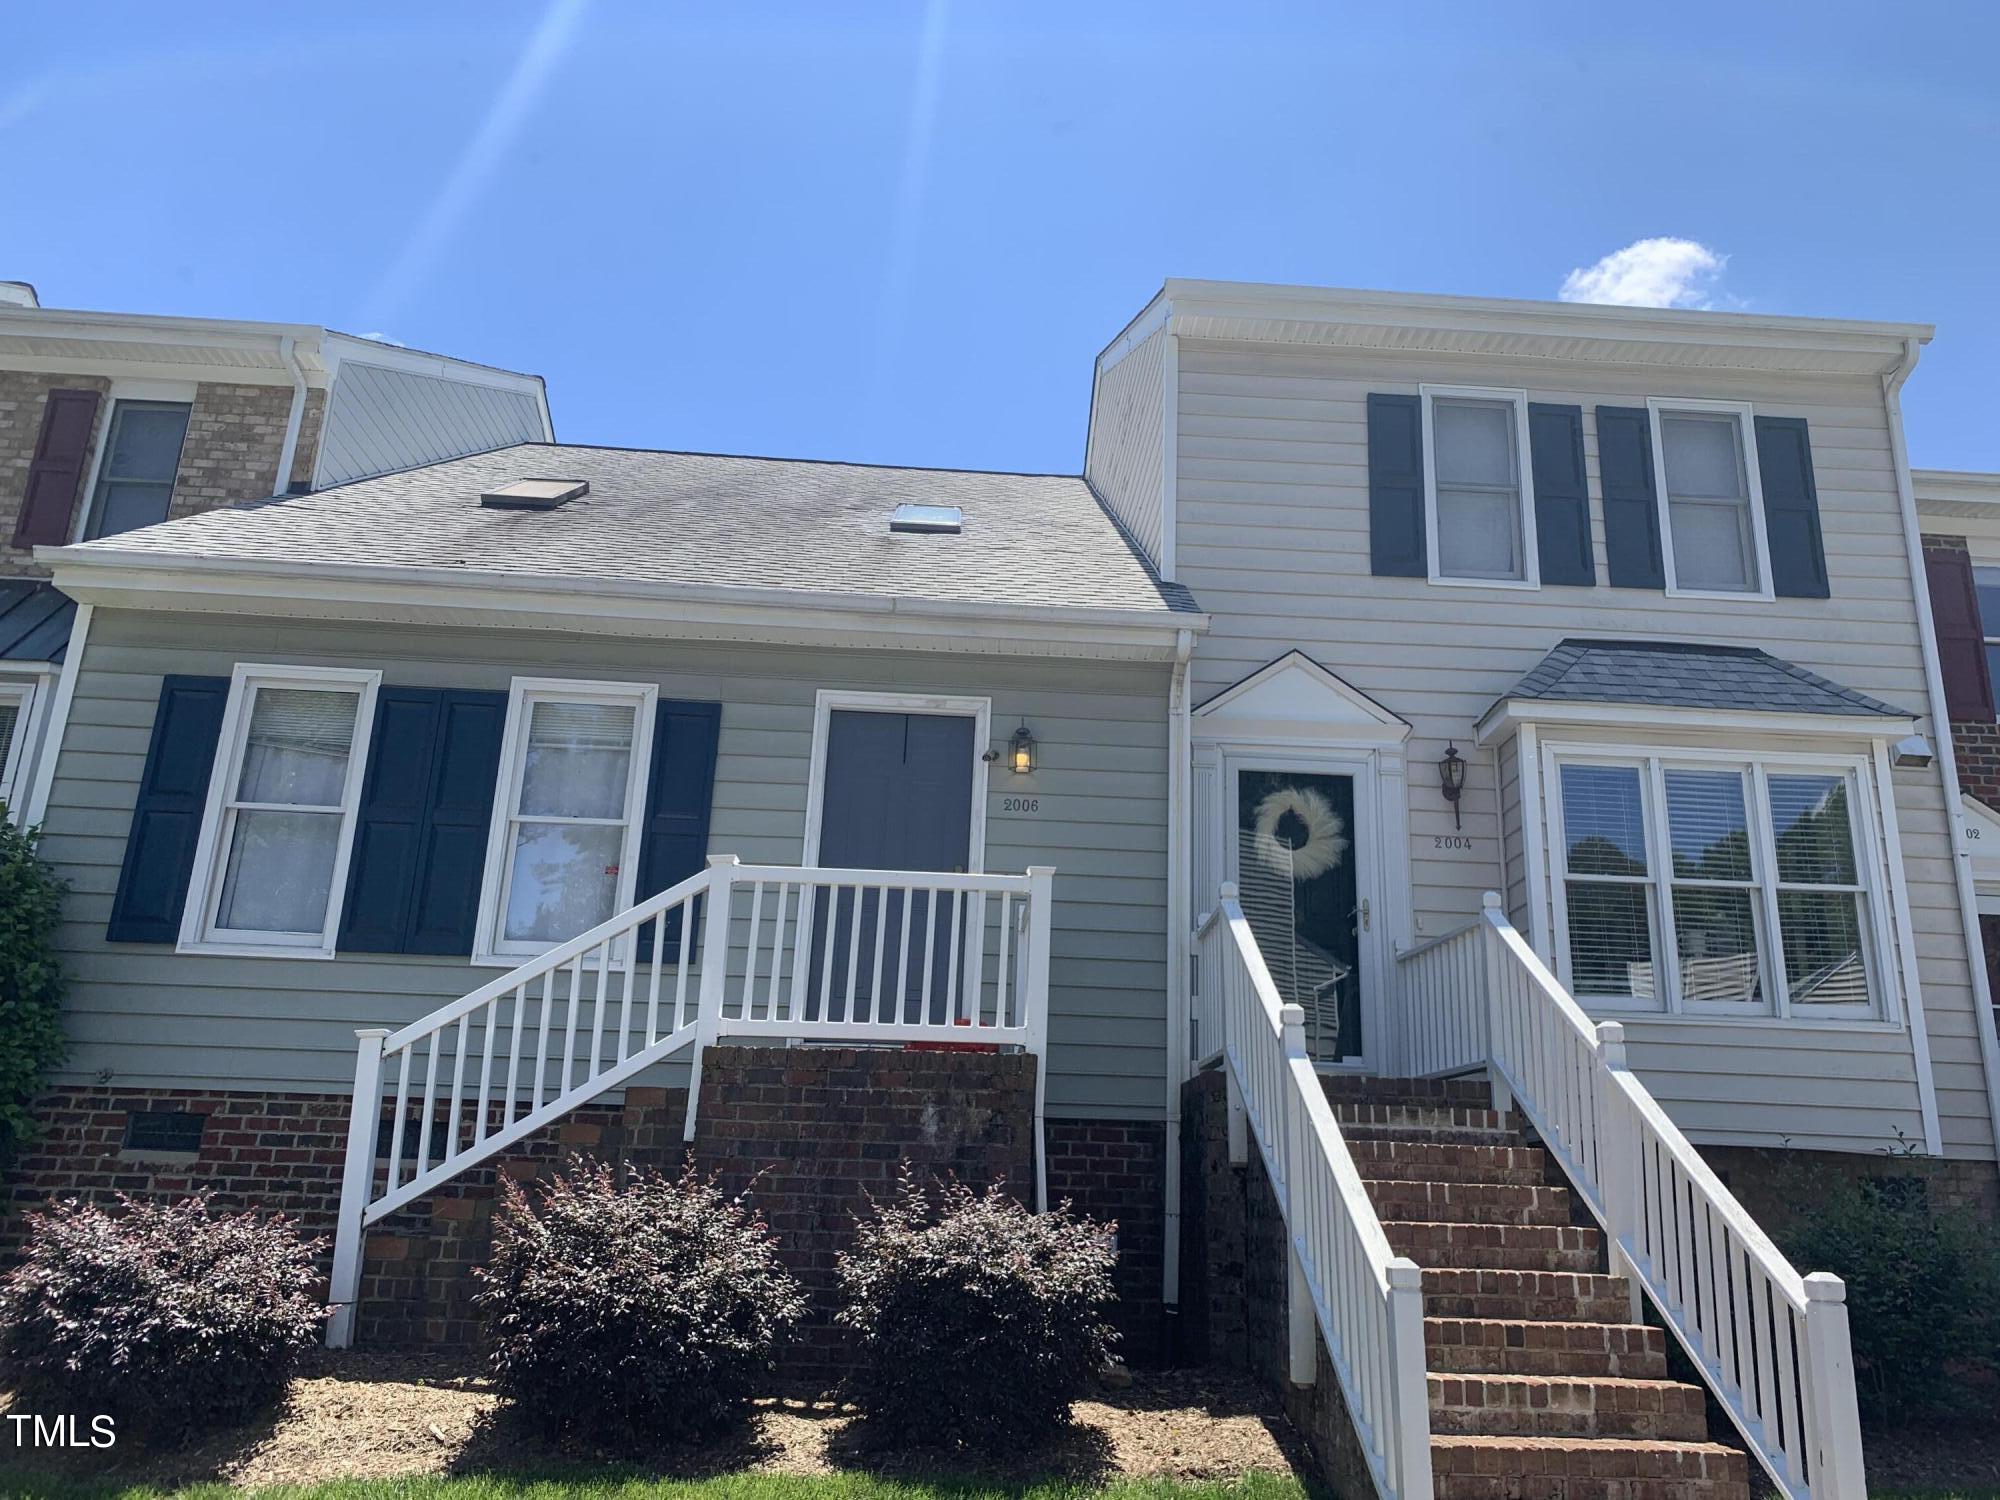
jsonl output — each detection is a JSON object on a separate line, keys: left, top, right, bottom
{"left": 1884, "top": 335, "right": 2000, "bottom": 1160}
{"left": 273, "top": 336, "right": 309, "bottom": 498}
{"left": 1161, "top": 626, "right": 1195, "bottom": 1329}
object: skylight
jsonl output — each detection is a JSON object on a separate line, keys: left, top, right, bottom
{"left": 889, "top": 503, "right": 962, "bottom": 534}
{"left": 480, "top": 478, "right": 588, "bottom": 510}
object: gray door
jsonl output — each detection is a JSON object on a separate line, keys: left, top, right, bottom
{"left": 812, "top": 710, "right": 975, "bottom": 1020}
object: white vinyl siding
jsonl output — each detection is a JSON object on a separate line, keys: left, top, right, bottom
{"left": 1172, "top": 338, "right": 1988, "bottom": 1157}
{"left": 316, "top": 362, "right": 547, "bottom": 488}
{"left": 40, "top": 610, "right": 1171, "bottom": 1121}
{"left": 1085, "top": 325, "right": 1168, "bottom": 570}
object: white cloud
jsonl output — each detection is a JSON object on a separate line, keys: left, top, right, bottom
{"left": 1558, "top": 238, "right": 1728, "bottom": 309}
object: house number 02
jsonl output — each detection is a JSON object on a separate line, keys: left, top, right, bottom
{"left": 1001, "top": 796, "right": 1040, "bottom": 814}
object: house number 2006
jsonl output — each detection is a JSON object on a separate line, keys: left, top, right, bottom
{"left": 1002, "top": 796, "right": 1040, "bottom": 814}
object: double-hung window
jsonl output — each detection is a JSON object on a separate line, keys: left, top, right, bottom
{"left": 1975, "top": 566, "right": 2000, "bottom": 715}
{"left": 1649, "top": 399, "right": 1772, "bottom": 598}
{"left": 1551, "top": 749, "right": 1886, "bottom": 1021}
{"left": 1422, "top": 385, "right": 1538, "bottom": 587}
{"left": 84, "top": 399, "right": 192, "bottom": 540}
{"left": 476, "top": 678, "right": 656, "bottom": 963}
{"left": 0, "top": 680, "right": 36, "bottom": 817}
{"left": 182, "top": 665, "right": 379, "bottom": 956}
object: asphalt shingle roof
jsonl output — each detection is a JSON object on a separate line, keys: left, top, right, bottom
{"left": 1500, "top": 638, "right": 1911, "bottom": 718}
{"left": 66, "top": 444, "right": 1196, "bottom": 618}
{"left": 0, "top": 579, "right": 74, "bottom": 662}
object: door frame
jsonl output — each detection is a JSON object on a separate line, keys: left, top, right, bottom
{"left": 1211, "top": 745, "right": 1397, "bottom": 1074}
{"left": 802, "top": 688, "right": 992, "bottom": 871}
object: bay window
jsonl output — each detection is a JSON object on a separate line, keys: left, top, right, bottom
{"left": 476, "top": 678, "right": 656, "bottom": 962}
{"left": 181, "top": 665, "right": 379, "bottom": 956}
{"left": 1550, "top": 748, "right": 1886, "bottom": 1020}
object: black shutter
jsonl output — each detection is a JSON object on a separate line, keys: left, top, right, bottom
{"left": 12, "top": 389, "right": 102, "bottom": 548}
{"left": 1367, "top": 393, "right": 1426, "bottom": 577}
{"left": 1756, "top": 416, "right": 1830, "bottom": 599}
{"left": 635, "top": 700, "right": 721, "bottom": 955}
{"left": 1528, "top": 402, "right": 1594, "bottom": 586}
{"left": 1925, "top": 548, "right": 1996, "bottom": 723}
{"left": 106, "top": 675, "right": 228, "bottom": 943}
{"left": 339, "top": 688, "right": 506, "bottom": 955}
{"left": 1596, "top": 406, "right": 1665, "bottom": 589}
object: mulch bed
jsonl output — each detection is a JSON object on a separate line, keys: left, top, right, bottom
{"left": 6, "top": 1352, "right": 1309, "bottom": 1492}
{"left": 1860, "top": 1421, "right": 2000, "bottom": 1496}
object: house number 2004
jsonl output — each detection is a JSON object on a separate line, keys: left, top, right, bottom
{"left": 1432, "top": 835, "right": 1473, "bottom": 851}
{"left": 1002, "top": 796, "right": 1040, "bottom": 814}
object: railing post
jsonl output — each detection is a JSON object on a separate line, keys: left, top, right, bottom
{"left": 1220, "top": 884, "right": 1249, "bottom": 1166}
{"left": 1802, "top": 1272, "right": 1868, "bottom": 1500}
{"left": 1278, "top": 1002, "right": 1314, "bottom": 1387}
{"left": 683, "top": 858, "right": 736, "bottom": 1144}
{"left": 1595, "top": 1020, "right": 1646, "bottom": 1324}
{"left": 326, "top": 1027, "right": 390, "bottom": 1350}
{"left": 1386, "top": 1257, "right": 1437, "bottom": 1500}
{"left": 1023, "top": 865, "right": 1056, "bottom": 1211}
{"left": 1480, "top": 894, "right": 1512, "bottom": 1116}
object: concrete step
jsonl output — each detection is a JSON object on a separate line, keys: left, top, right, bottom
{"left": 1343, "top": 1137, "right": 1555, "bottom": 1186}
{"left": 1429, "top": 1372, "right": 1711, "bottom": 1442}
{"left": 1425, "top": 1317, "right": 1669, "bottom": 1379}
{"left": 1421, "top": 1267, "right": 1634, "bottom": 1323}
{"left": 1362, "top": 1177, "right": 1574, "bottom": 1226}
{"left": 1385, "top": 1218, "right": 1604, "bottom": 1273}
{"left": 1431, "top": 1435, "right": 1750, "bottom": 1500}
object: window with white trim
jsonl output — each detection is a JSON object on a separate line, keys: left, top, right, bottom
{"left": 84, "top": 399, "right": 192, "bottom": 540}
{"left": 476, "top": 678, "right": 655, "bottom": 962}
{"left": 1650, "top": 400, "right": 1771, "bottom": 597}
{"left": 1974, "top": 566, "right": 2000, "bottom": 718}
{"left": 183, "top": 666, "right": 378, "bottom": 955}
{"left": 1551, "top": 749, "right": 1885, "bottom": 1020}
{"left": 1422, "top": 385, "right": 1537, "bottom": 587}
{"left": 0, "top": 680, "right": 35, "bottom": 817}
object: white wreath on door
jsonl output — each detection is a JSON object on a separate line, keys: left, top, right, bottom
{"left": 1250, "top": 785, "right": 1348, "bottom": 881}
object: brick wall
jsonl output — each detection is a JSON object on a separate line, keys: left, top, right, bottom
{"left": 0, "top": 374, "right": 323, "bottom": 576}
{"left": 2, "top": 1048, "right": 1167, "bottom": 1373}
{"left": 1703, "top": 1142, "right": 2000, "bottom": 1235}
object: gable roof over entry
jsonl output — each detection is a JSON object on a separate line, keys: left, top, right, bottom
{"left": 1194, "top": 651, "right": 1409, "bottom": 744}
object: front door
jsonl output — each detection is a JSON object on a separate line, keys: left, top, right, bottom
{"left": 812, "top": 710, "right": 976, "bottom": 1020}
{"left": 1228, "top": 764, "right": 1368, "bottom": 1066}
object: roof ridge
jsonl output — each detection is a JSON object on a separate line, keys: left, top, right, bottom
{"left": 511, "top": 440, "right": 1086, "bottom": 481}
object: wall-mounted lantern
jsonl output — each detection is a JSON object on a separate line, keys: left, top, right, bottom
{"left": 1007, "top": 723, "right": 1037, "bottom": 775}
{"left": 1439, "top": 741, "right": 1467, "bottom": 829}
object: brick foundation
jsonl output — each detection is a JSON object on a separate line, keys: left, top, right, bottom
{"left": 1703, "top": 1142, "right": 2000, "bottom": 1237}
{"left": 2, "top": 1048, "right": 1168, "bottom": 1374}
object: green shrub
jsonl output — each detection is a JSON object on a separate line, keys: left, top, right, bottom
{"left": 1781, "top": 1165, "right": 2000, "bottom": 1425}
{"left": 0, "top": 810, "right": 66, "bottom": 1169}
{"left": 836, "top": 1171, "right": 1119, "bottom": 1447}
{"left": 476, "top": 1157, "right": 805, "bottom": 1446}
{"left": 0, "top": 1192, "right": 325, "bottom": 1441}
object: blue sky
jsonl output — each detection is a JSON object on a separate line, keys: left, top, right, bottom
{"left": 6, "top": 4, "right": 1996, "bottom": 473}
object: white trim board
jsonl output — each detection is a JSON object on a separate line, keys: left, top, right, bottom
{"left": 1477, "top": 697, "right": 1915, "bottom": 746}
{"left": 1420, "top": 383, "right": 1540, "bottom": 591}
{"left": 802, "top": 690, "right": 993, "bottom": 873}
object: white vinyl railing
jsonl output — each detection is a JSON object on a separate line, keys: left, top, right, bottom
{"left": 1196, "top": 884, "right": 1433, "bottom": 1500}
{"left": 1395, "top": 894, "right": 1866, "bottom": 1500}
{"left": 327, "top": 856, "right": 1053, "bottom": 1347}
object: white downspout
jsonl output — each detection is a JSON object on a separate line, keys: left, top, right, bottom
{"left": 1162, "top": 626, "right": 1194, "bottom": 1332}
{"left": 273, "top": 335, "right": 310, "bottom": 498}
{"left": 1883, "top": 336, "right": 2000, "bottom": 1159}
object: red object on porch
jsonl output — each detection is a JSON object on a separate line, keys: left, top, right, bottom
{"left": 905, "top": 1018, "right": 1001, "bottom": 1054}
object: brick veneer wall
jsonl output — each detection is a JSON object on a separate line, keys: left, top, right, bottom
{"left": 1704, "top": 1142, "right": 2000, "bottom": 1235}
{"left": 2, "top": 1048, "right": 1169, "bottom": 1372}
{"left": 1177, "top": 1071, "right": 1378, "bottom": 1498}
{"left": 0, "top": 374, "right": 323, "bottom": 576}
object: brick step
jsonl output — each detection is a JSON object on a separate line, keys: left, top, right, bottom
{"left": 1386, "top": 1219, "right": 1604, "bottom": 1272}
{"left": 1319, "top": 1076, "right": 1493, "bottom": 1109}
{"left": 1362, "top": 1177, "right": 1573, "bottom": 1226}
{"left": 1421, "top": 1268, "right": 1633, "bottom": 1323}
{"left": 1431, "top": 1435, "right": 1750, "bottom": 1500}
{"left": 1337, "top": 1120, "right": 1520, "bottom": 1147}
{"left": 1429, "top": 1372, "right": 1711, "bottom": 1441}
{"left": 1343, "top": 1137, "right": 1554, "bottom": 1186}
{"left": 1330, "top": 1102, "right": 1513, "bottom": 1133}
{"left": 1425, "top": 1317, "right": 1668, "bottom": 1379}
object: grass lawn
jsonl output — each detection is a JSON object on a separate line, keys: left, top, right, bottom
{"left": 1, "top": 1474, "right": 1311, "bottom": 1500}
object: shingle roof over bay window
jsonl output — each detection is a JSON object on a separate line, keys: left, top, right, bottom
{"left": 1498, "top": 638, "right": 1911, "bottom": 719}
{"left": 53, "top": 443, "right": 1196, "bottom": 619}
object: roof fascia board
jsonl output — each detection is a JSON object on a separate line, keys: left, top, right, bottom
{"left": 0, "top": 352, "right": 307, "bottom": 387}
{"left": 319, "top": 333, "right": 548, "bottom": 398}
{"left": 1474, "top": 696, "right": 1915, "bottom": 746}
{"left": 46, "top": 553, "right": 1205, "bottom": 658}
{"left": 1913, "top": 469, "right": 2000, "bottom": 515}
